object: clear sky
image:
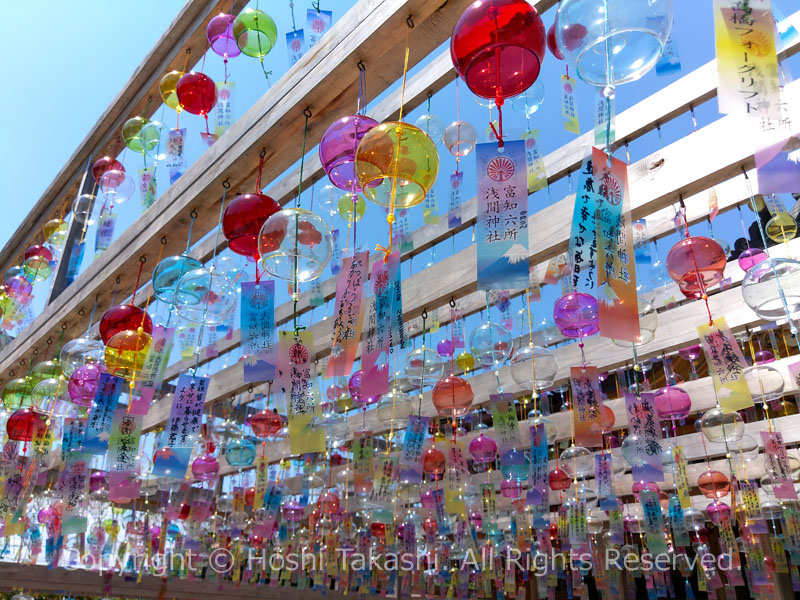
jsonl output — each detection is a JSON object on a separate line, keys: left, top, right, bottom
{"left": 0, "top": 1, "right": 184, "bottom": 244}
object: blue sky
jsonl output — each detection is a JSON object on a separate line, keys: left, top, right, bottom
{"left": 2, "top": 0, "right": 800, "bottom": 361}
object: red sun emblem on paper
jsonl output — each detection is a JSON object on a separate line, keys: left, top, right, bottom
{"left": 486, "top": 156, "right": 515, "bottom": 182}
{"left": 598, "top": 172, "right": 622, "bottom": 206}
{"left": 289, "top": 343, "right": 309, "bottom": 365}
{"left": 374, "top": 269, "right": 390, "bottom": 295}
{"left": 312, "top": 18, "right": 325, "bottom": 33}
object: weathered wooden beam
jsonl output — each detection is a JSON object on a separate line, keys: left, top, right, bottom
{"left": 0, "top": 0, "right": 478, "bottom": 379}
{"left": 0, "top": 0, "right": 250, "bottom": 284}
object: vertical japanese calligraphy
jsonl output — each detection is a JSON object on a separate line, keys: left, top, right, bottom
{"left": 306, "top": 8, "right": 332, "bottom": 47}
{"left": 568, "top": 152, "right": 599, "bottom": 295}
{"left": 570, "top": 366, "right": 604, "bottom": 447}
{"left": 423, "top": 188, "right": 439, "bottom": 225}
{"left": 448, "top": 172, "right": 463, "bottom": 229}
{"left": 241, "top": 280, "right": 277, "bottom": 382}
{"left": 369, "top": 456, "right": 396, "bottom": 507}
{"left": 697, "top": 317, "right": 753, "bottom": 412}
{"left": 639, "top": 490, "right": 668, "bottom": 555}
{"left": 761, "top": 430, "right": 799, "bottom": 500}
{"left": 165, "top": 128, "right": 187, "bottom": 183}
{"left": 526, "top": 423, "right": 549, "bottom": 512}
{"left": 714, "top": 0, "right": 781, "bottom": 119}
{"left": 521, "top": 130, "right": 548, "bottom": 193}
{"left": 444, "top": 440, "right": 469, "bottom": 514}
{"left": 152, "top": 374, "right": 208, "bottom": 478}
{"left": 279, "top": 330, "right": 324, "bottom": 455}
{"left": 489, "top": 394, "right": 522, "bottom": 465}
{"left": 214, "top": 82, "right": 235, "bottom": 138}
{"left": 595, "top": 453, "right": 615, "bottom": 510}
{"left": 58, "top": 451, "right": 90, "bottom": 535}
{"left": 624, "top": 392, "right": 664, "bottom": 482}
{"left": 326, "top": 251, "right": 368, "bottom": 377}
{"left": 398, "top": 415, "right": 428, "bottom": 484}
{"left": 108, "top": 410, "right": 143, "bottom": 502}
{"left": 594, "top": 148, "right": 640, "bottom": 342}
{"left": 475, "top": 140, "right": 529, "bottom": 290}
{"left": 353, "top": 430, "right": 374, "bottom": 494}
{"left": 133, "top": 324, "right": 175, "bottom": 412}
{"left": 561, "top": 74, "right": 580, "bottom": 134}
{"left": 361, "top": 252, "right": 400, "bottom": 398}
{"left": 672, "top": 445, "right": 693, "bottom": 510}
{"left": 83, "top": 373, "right": 123, "bottom": 456}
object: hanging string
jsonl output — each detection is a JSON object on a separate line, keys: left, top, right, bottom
{"left": 192, "top": 181, "right": 230, "bottom": 375}
{"left": 293, "top": 109, "right": 312, "bottom": 335}
{"left": 376, "top": 18, "right": 413, "bottom": 264}
{"left": 185, "top": 210, "right": 198, "bottom": 254}
{"left": 289, "top": 1, "right": 297, "bottom": 31}
{"left": 130, "top": 256, "right": 147, "bottom": 306}
{"left": 678, "top": 196, "right": 713, "bottom": 325}
{"left": 356, "top": 61, "right": 367, "bottom": 116}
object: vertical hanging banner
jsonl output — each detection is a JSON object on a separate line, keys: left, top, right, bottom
{"left": 595, "top": 453, "right": 616, "bottom": 510}
{"left": 568, "top": 152, "right": 599, "bottom": 295}
{"left": 165, "top": 128, "right": 187, "bottom": 183}
{"left": 707, "top": 188, "right": 719, "bottom": 221}
{"left": 286, "top": 29, "right": 306, "bottom": 65}
{"left": 398, "top": 415, "right": 429, "bottom": 483}
{"left": 526, "top": 423, "right": 549, "bottom": 508}
{"left": 593, "top": 91, "right": 615, "bottom": 147}
{"left": 83, "top": 373, "right": 123, "bottom": 456}
{"left": 444, "top": 440, "right": 469, "bottom": 514}
{"left": 697, "top": 317, "right": 753, "bottom": 412}
{"left": 64, "top": 240, "right": 85, "bottom": 286}
{"left": 241, "top": 280, "right": 277, "bottom": 382}
{"left": 330, "top": 229, "right": 342, "bottom": 275}
{"left": 714, "top": 0, "right": 781, "bottom": 119}
{"left": 521, "top": 130, "right": 548, "bottom": 193}
{"left": 138, "top": 167, "right": 157, "bottom": 210}
{"left": 639, "top": 490, "right": 668, "bottom": 555}
{"left": 448, "top": 171, "right": 463, "bottom": 229}
{"left": 369, "top": 456, "right": 396, "bottom": 507}
{"left": 94, "top": 209, "right": 117, "bottom": 258}
{"left": 279, "top": 330, "right": 324, "bottom": 455}
{"left": 672, "top": 445, "right": 693, "bottom": 509}
{"left": 61, "top": 418, "right": 85, "bottom": 460}
{"left": 560, "top": 75, "right": 580, "bottom": 134}
{"left": 151, "top": 374, "right": 208, "bottom": 478}
{"left": 570, "top": 366, "right": 604, "bottom": 447}
{"left": 214, "top": 82, "right": 235, "bottom": 138}
{"left": 306, "top": 8, "right": 332, "bottom": 47}
{"left": 326, "top": 251, "right": 368, "bottom": 377}
{"left": 761, "top": 431, "right": 799, "bottom": 500}
{"left": 108, "top": 410, "right": 143, "bottom": 502}
{"left": 353, "top": 430, "right": 374, "bottom": 493}
{"left": 624, "top": 392, "right": 664, "bottom": 482}
{"left": 361, "top": 252, "right": 400, "bottom": 398}
{"left": 475, "top": 140, "right": 529, "bottom": 290}
{"left": 489, "top": 394, "right": 521, "bottom": 465}
{"left": 58, "top": 452, "right": 90, "bottom": 535}
{"left": 655, "top": 35, "right": 682, "bottom": 76}
{"left": 423, "top": 188, "right": 439, "bottom": 224}
{"left": 594, "top": 148, "right": 640, "bottom": 342}
{"left": 254, "top": 451, "right": 269, "bottom": 510}
{"left": 133, "top": 324, "right": 175, "bottom": 412}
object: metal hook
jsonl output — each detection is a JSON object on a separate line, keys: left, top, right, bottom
{"left": 46, "top": 338, "right": 52, "bottom": 345}
{"left": 190, "top": 209, "right": 198, "bottom": 219}
{"left": 78, "top": 308, "right": 86, "bottom": 316}
{"left": 357, "top": 60, "right": 366, "bottom": 72}
{"left": 260, "top": 148, "right": 267, "bottom": 159}
{"left": 160, "top": 236, "right": 168, "bottom": 246}
{"left": 223, "top": 178, "right": 231, "bottom": 189}
{"left": 248, "top": 385, "right": 253, "bottom": 394}
{"left": 427, "top": 90, "right": 432, "bottom": 100}
{"left": 61, "top": 323, "right": 68, "bottom": 331}
{"left": 140, "top": 255, "right": 147, "bottom": 264}
{"left": 421, "top": 308, "right": 428, "bottom": 320}
{"left": 116, "top": 276, "right": 121, "bottom": 284}
{"left": 449, "top": 297, "right": 456, "bottom": 308}
{"left": 303, "top": 107, "right": 312, "bottom": 118}
{"left": 406, "top": 15, "right": 414, "bottom": 29}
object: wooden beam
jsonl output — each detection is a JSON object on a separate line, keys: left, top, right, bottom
{"left": 0, "top": 0, "right": 477, "bottom": 379}
{"left": 0, "top": 0, "right": 250, "bottom": 284}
